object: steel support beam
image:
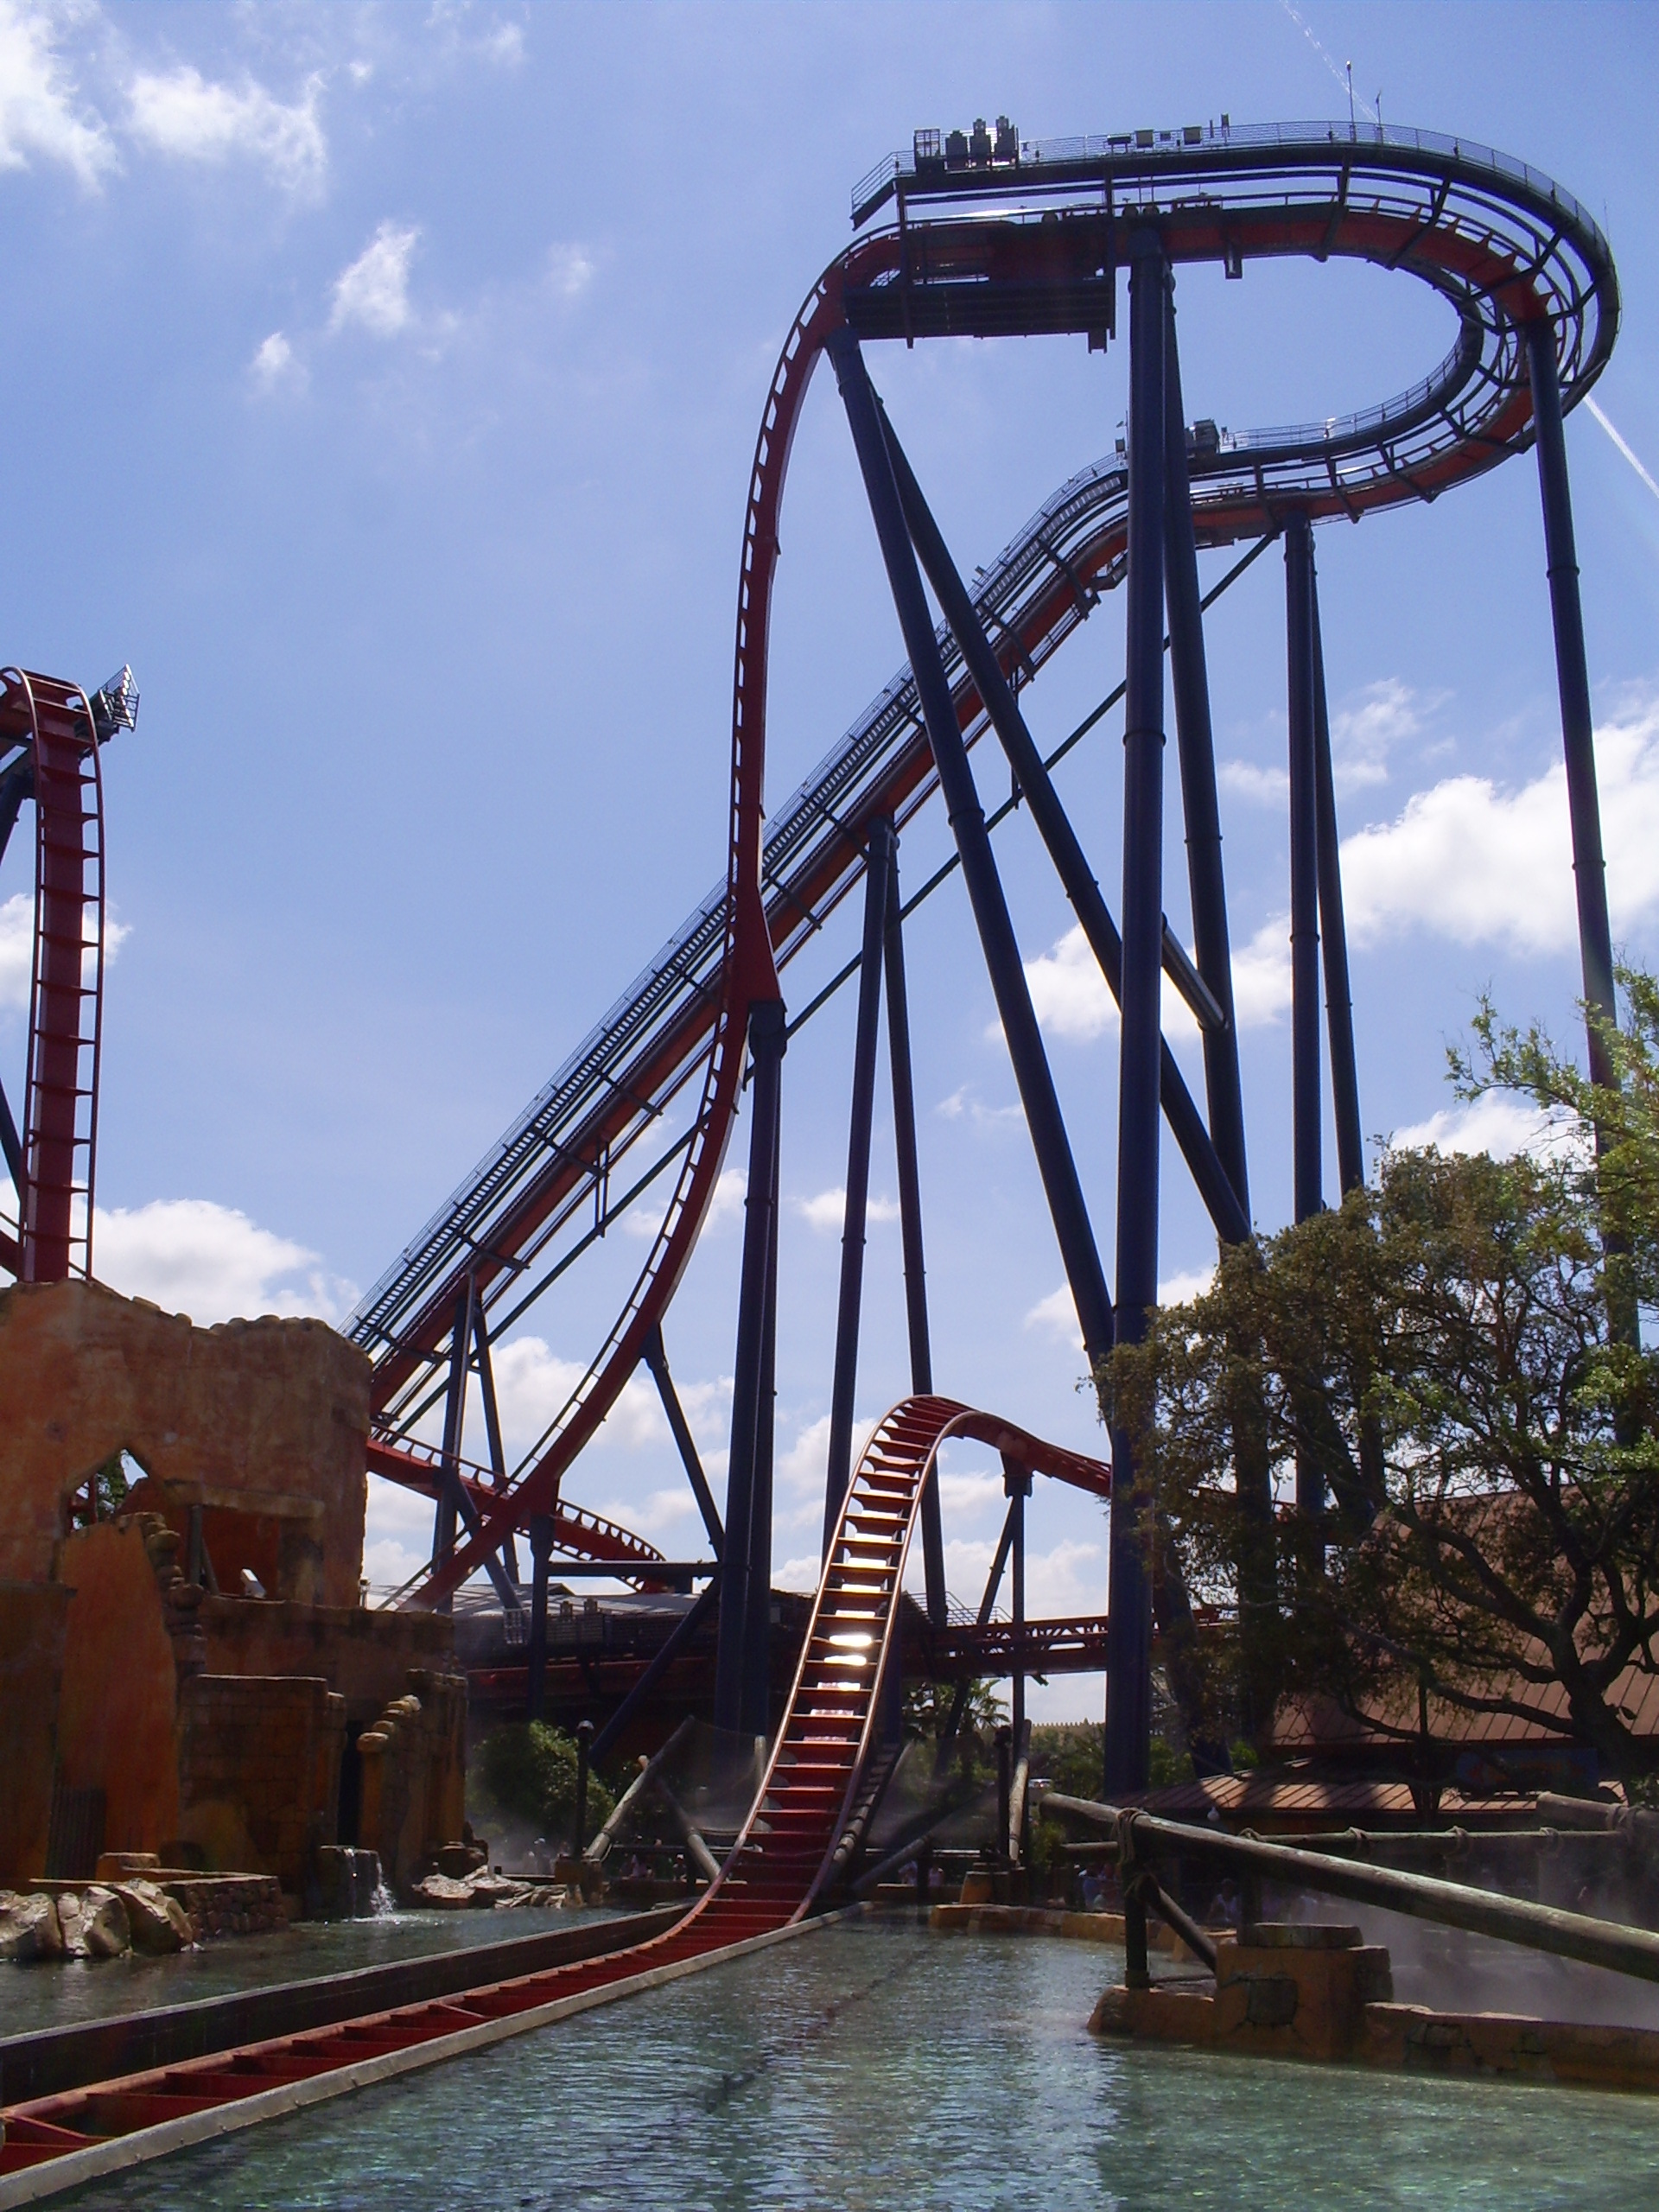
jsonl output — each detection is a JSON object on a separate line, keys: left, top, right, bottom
{"left": 937, "top": 1494, "right": 1019, "bottom": 1756}
{"left": 1310, "top": 562, "right": 1364, "bottom": 1197}
{"left": 431, "top": 1279, "right": 475, "bottom": 1613}
{"left": 740, "top": 1146, "right": 780, "bottom": 1740}
{"left": 713, "top": 997, "right": 785, "bottom": 1734}
{"left": 525, "top": 1512, "right": 553, "bottom": 1723}
{"left": 1104, "top": 229, "right": 1167, "bottom": 1798}
{"left": 641, "top": 1323, "right": 725, "bottom": 1557}
{"left": 880, "top": 410, "right": 1249, "bottom": 1247}
{"left": 1285, "top": 510, "right": 1323, "bottom": 1226}
{"left": 470, "top": 1296, "right": 518, "bottom": 1588}
{"left": 1163, "top": 285, "right": 1250, "bottom": 1220}
{"left": 829, "top": 327, "right": 1116, "bottom": 1384}
{"left": 884, "top": 849, "right": 947, "bottom": 1628}
{"left": 1526, "top": 320, "right": 1618, "bottom": 1100}
{"left": 1004, "top": 1454, "right": 1031, "bottom": 1745}
{"left": 823, "top": 819, "right": 893, "bottom": 1551}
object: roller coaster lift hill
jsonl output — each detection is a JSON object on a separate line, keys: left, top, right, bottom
{"left": 1, "top": 119, "right": 1620, "bottom": 1808}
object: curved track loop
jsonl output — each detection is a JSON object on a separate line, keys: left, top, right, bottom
{"left": 359, "top": 125, "right": 1613, "bottom": 1607}
{"left": 0, "top": 671, "right": 105, "bottom": 1284}
{"left": 0, "top": 1400, "right": 1108, "bottom": 2190}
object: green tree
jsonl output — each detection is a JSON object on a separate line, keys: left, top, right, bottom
{"left": 476, "top": 1723, "right": 615, "bottom": 1843}
{"left": 1112, "top": 1130, "right": 1659, "bottom": 1785}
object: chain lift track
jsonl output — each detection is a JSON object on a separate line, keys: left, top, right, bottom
{"left": 351, "top": 120, "right": 1615, "bottom": 1608}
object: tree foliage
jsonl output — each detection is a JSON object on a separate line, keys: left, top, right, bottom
{"left": 1110, "top": 986, "right": 1659, "bottom": 1781}
{"left": 476, "top": 1722, "right": 616, "bottom": 1842}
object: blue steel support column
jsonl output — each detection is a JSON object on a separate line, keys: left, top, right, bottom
{"left": 713, "top": 997, "right": 785, "bottom": 1735}
{"left": 1310, "top": 564, "right": 1364, "bottom": 1197}
{"left": 823, "top": 818, "right": 893, "bottom": 1553}
{"left": 1285, "top": 511, "right": 1323, "bottom": 1228}
{"left": 828, "top": 327, "right": 1116, "bottom": 1379}
{"left": 880, "top": 407, "right": 1248, "bottom": 1246}
{"left": 740, "top": 1145, "right": 781, "bottom": 1740}
{"left": 1104, "top": 227, "right": 1168, "bottom": 1798}
{"left": 1525, "top": 320, "right": 1619, "bottom": 1096}
{"left": 431, "top": 1277, "right": 475, "bottom": 1615}
{"left": 525, "top": 1512, "right": 553, "bottom": 1722}
{"left": 1162, "top": 285, "right": 1250, "bottom": 1220}
{"left": 884, "top": 849, "right": 948, "bottom": 1628}
{"left": 470, "top": 1299, "right": 519, "bottom": 1589}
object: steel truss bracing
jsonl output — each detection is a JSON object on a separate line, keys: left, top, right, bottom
{"left": 338, "top": 126, "right": 1618, "bottom": 1805}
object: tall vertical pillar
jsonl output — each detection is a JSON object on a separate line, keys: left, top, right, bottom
{"left": 741, "top": 1150, "right": 780, "bottom": 1740}
{"left": 1163, "top": 284, "right": 1250, "bottom": 1221}
{"left": 713, "top": 997, "right": 785, "bottom": 1734}
{"left": 1103, "top": 227, "right": 1167, "bottom": 1800}
{"left": 431, "top": 1277, "right": 475, "bottom": 1616}
{"left": 884, "top": 849, "right": 948, "bottom": 1627}
{"left": 823, "top": 819, "right": 893, "bottom": 1552}
{"left": 1285, "top": 511, "right": 1322, "bottom": 1229}
{"left": 1310, "top": 565, "right": 1364, "bottom": 1197}
{"left": 525, "top": 1512, "right": 553, "bottom": 1723}
{"left": 1525, "top": 321, "right": 1618, "bottom": 1094}
{"left": 1005, "top": 1456, "right": 1031, "bottom": 1745}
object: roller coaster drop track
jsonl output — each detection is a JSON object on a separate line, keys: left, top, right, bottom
{"left": 353, "top": 121, "right": 1618, "bottom": 1662}
{"left": 0, "top": 1398, "right": 1106, "bottom": 2197}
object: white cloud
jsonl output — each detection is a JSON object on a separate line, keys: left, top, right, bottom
{"left": 483, "top": 21, "right": 526, "bottom": 67}
{"left": 1230, "top": 913, "right": 1294, "bottom": 1027}
{"left": 1019, "top": 925, "right": 1205, "bottom": 1046}
{"left": 127, "top": 67, "right": 325, "bottom": 193}
{"left": 1025, "top": 1282, "right": 1080, "bottom": 1344}
{"left": 329, "top": 221, "right": 420, "bottom": 338}
{"left": 1027, "top": 1264, "right": 1214, "bottom": 1346}
{"left": 1332, "top": 677, "right": 1421, "bottom": 792}
{"left": 1218, "top": 759, "right": 1287, "bottom": 807}
{"left": 0, "top": 891, "right": 30, "bottom": 1011}
{"left": 0, "top": 3, "right": 114, "bottom": 188}
{"left": 0, "top": 891, "right": 128, "bottom": 1014}
{"left": 93, "top": 1198, "right": 357, "bottom": 1324}
{"left": 249, "top": 331, "right": 304, "bottom": 395}
{"left": 480, "top": 1333, "right": 664, "bottom": 1464}
{"left": 1389, "top": 1090, "right": 1575, "bottom": 1162}
{"left": 1339, "top": 694, "right": 1659, "bottom": 953}
{"left": 793, "top": 1185, "right": 900, "bottom": 1234}
{"left": 622, "top": 1163, "right": 744, "bottom": 1240}
{"left": 935, "top": 1084, "right": 1024, "bottom": 1128}
{"left": 546, "top": 243, "right": 594, "bottom": 300}
{"left": 939, "top": 1529, "right": 1104, "bottom": 1622}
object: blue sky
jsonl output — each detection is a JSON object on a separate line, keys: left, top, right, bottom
{"left": 2, "top": 1, "right": 1656, "bottom": 1717}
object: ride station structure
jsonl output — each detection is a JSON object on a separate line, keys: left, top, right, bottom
{"left": 0, "top": 114, "right": 1630, "bottom": 2194}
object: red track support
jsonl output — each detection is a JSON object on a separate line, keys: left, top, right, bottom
{"left": 0, "top": 670, "right": 105, "bottom": 1284}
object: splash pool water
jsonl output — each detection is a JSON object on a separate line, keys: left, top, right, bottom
{"left": 41, "top": 1917, "right": 1659, "bottom": 2211}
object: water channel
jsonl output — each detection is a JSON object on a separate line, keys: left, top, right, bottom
{"left": 27, "top": 1916, "right": 1659, "bottom": 2210}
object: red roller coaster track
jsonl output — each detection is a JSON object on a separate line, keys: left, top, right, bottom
{"left": 0, "top": 1397, "right": 1104, "bottom": 2199}
{"left": 366, "top": 120, "right": 1614, "bottom": 1606}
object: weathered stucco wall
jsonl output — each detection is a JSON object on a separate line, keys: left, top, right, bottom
{"left": 55, "top": 1520, "right": 181, "bottom": 1859}
{"left": 0, "top": 1580, "right": 71, "bottom": 1886}
{"left": 0, "top": 1278, "right": 370, "bottom": 1605}
{"left": 199, "top": 1598, "right": 455, "bottom": 1727}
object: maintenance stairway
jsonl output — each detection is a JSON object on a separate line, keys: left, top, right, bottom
{"left": 0, "top": 1398, "right": 1108, "bottom": 2205}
